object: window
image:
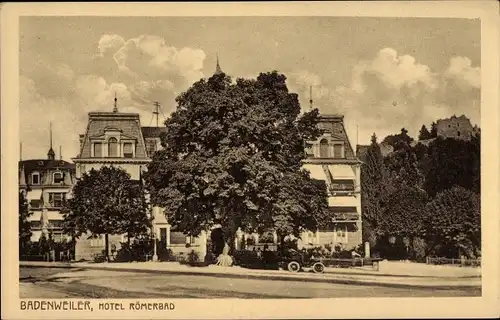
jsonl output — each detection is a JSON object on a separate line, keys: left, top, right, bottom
{"left": 108, "top": 138, "right": 118, "bottom": 157}
{"left": 146, "top": 139, "right": 157, "bottom": 158}
{"left": 49, "top": 193, "right": 65, "bottom": 208}
{"left": 160, "top": 228, "right": 167, "bottom": 243}
{"left": 123, "top": 143, "right": 133, "bottom": 158}
{"left": 32, "top": 172, "right": 40, "bottom": 185}
{"left": 336, "top": 225, "right": 347, "bottom": 242}
{"left": 170, "top": 232, "right": 186, "bottom": 245}
{"left": 93, "top": 142, "right": 102, "bottom": 157}
{"left": 53, "top": 172, "right": 64, "bottom": 184}
{"left": 457, "top": 131, "right": 461, "bottom": 137}
{"left": 90, "top": 235, "right": 104, "bottom": 247}
{"left": 319, "top": 139, "right": 329, "bottom": 158}
{"left": 30, "top": 199, "right": 42, "bottom": 208}
{"left": 51, "top": 232, "right": 63, "bottom": 242}
{"left": 333, "top": 144, "right": 343, "bottom": 158}
{"left": 330, "top": 179, "right": 355, "bottom": 192}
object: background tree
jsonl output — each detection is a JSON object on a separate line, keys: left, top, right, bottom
{"left": 418, "top": 125, "right": 431, "bottom": 140}
{"left": 423, "top": 136, "right": 480, "bottom": 197}
{"left": 360, "top": 133, "right": 385, "bottom": 248}
{"left": 423, "top": 186, "right": 480, "bottom": 258}
{"left": 382, "top": 128, "right": 414, "bottom": 151}
{"left": 19, "top": 191, "right": 32, "bottom": 255}
{"left": 61, "top": 166, "right": 150, "bottom": 261}
{"left": 430, "top": 121, "right": 438, "bottom": 138}
{"left": 145, "top": 71, "right": 330, "bottom": 250}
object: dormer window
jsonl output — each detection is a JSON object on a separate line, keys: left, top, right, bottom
{"left": 53, "top": 172, "right": 64, "bottom": 184}
{"left": 319, "top": 139, "right": 329, "bottom": 158}
{"left": 333, "top": 144, "right": 344, "bottom": 158}
{"left": 123, "top": 143, "right": 133, "bottom": 158}
{"left": 93, "top": 142, "right": 102, "bottom": 158}
{"left": 108, "top": 137, "right": 118, "bottom": 157}
{"left": 31, "top": 172, "right": 40, "bottom": 185}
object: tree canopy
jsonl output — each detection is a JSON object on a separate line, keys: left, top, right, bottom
{"left": 61, "top": 166, "right": 150, "bottom": 260}
{"left": 19, "top": 191, "right": 32, "bottom": 253}
{"left": 382, "top": 128, "right": 414, "bottom": 151}
{"left": 145, "top": 71, "right": 330, "bottom": 243}
{"left": 424, "top": 186, "right": 480, "bottom": 258}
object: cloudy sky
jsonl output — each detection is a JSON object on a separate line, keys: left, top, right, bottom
{"left": 20, "top": 16, "right": 480, "bottom": 161}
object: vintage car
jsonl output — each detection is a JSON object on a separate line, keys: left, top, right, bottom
{"left": 278, "top": 249, "right": 326, "bottom": 273}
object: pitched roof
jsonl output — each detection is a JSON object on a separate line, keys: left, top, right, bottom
{"left": 77, "top": 112, "right": 148, "bottom": 159}
{"left": 317, "top": 114, "right": 357, "bottom": 161}
{"left": 19, "top": 159, "right": 76, "bottom": 183}
{"left": 141, "top": 126, "right": 167, "bottom": 139}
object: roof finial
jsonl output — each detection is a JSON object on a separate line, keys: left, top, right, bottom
{"left": 113, "top": 92, "right": 118, "bottom": 113}
{"left": 309, "top": 86, "right": 313, "bottom": 111}
{"left": 47, "top": 122, "right": 55, "bottom": 160}
{"left": 215, "top": 53, "right": 223, "bottom": 75}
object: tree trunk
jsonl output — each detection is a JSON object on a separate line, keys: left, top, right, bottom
{"left": 127, "top": 232, "right": 131, "bottom": 246}
{"left": 104, "top": 234, "right": 109, "bottom": 262}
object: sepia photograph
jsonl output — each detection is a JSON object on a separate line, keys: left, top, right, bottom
{"left": 2, "top": 1, "right": 499, "bottom": 319}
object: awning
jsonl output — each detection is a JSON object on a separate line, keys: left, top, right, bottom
{"left": 327, "top": 165, "right": 355, "bottom": 179}
{"left": 328, "top": 206, "right": 359, "bottom": 221}
{"left": 27, "top": 211, "right": 41, "bottom": 222}
{"left": 27, "top": 189, "right": 42, "bottom": 201}
{"left": 303, "top": 164, "right": 327, "bottom": 182}
{"left": 47, "top": 211, "right": 63, "bottom": 220}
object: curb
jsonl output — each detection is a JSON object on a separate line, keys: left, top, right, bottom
{"left": 20, "top": 262, "right": 480, "bottom": 290}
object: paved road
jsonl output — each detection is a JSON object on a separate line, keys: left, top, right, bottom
{"left": 20, "top": 267, "right": 481, "bottom": 299}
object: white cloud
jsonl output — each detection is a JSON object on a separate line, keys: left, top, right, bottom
{"left": 445, "top": 56, "right": 480, "bottom": 89}
{"left": 288, "top": 48, "right": 480, "bottom": 145}
{"left": 103, "top": 34, "right": 206, "bottom": 86}
{"left": 98, "top": 34, "right": 126, "bottom": 57}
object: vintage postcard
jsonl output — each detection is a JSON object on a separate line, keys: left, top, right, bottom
{"left": 1, "top": 1, "right": 499, "bottom": 319}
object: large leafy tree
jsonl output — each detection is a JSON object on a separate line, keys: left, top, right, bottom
{"left": 19, "top": 191, "right": 32, "bottom": 254}
{"left": 423, "top": 186, "right": 480, "bottom": 258}
{"left": 378, "top": 184, "right": 428, "bottom": 251}
{"left": 61, "top": 166, "right": 150, "bottom": 261}
{"left": 145, "top": 71, "right": 329, "bottom": 246}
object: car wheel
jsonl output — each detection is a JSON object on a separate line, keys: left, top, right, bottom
{"left": 287, "top": 261, "right": 301, "bottom": 272}
{"left": 312, "top": 262, "right": 325, "bottom": 273}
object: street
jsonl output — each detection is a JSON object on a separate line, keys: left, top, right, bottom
{"left": 20, "top": 267, "right": 481, "bottom": 298}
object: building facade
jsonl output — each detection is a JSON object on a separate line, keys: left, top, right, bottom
{"left": 71, "top": 100, "right": 208, "bottom": 260}
{"left": 300, "top": 114, "right": 363, "bottom": 250}
{"left": 19, "top": 144, "right": 76, "bottom": 242}
{"left": 232, "top": 114, "right": 363, "bottom": 252}
{"left": 436, "top": 115, "right": 479, "bottom": 141}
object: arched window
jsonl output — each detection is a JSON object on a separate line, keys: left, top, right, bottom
{"left": 108, "top": 138, "right": 118, "bottom": 157}
{"left": 53, "top": 172, "right": 64, "bottom": 184}
{"left": 319, "top": 139, "right": 329, "bottom": 158}
{"left": 93, "top": 142, "right": 102, "bottom": 157}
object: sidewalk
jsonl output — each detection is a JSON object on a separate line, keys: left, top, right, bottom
{"left": 20, "top": 261, "right": 481, "bottom": 289}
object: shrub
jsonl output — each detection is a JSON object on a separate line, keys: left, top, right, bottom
{"left": 115, "top": 236, "right": 153, "bottom": 262}
{"left": 187, "top": 250, "right": 199, "bottom": 264}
